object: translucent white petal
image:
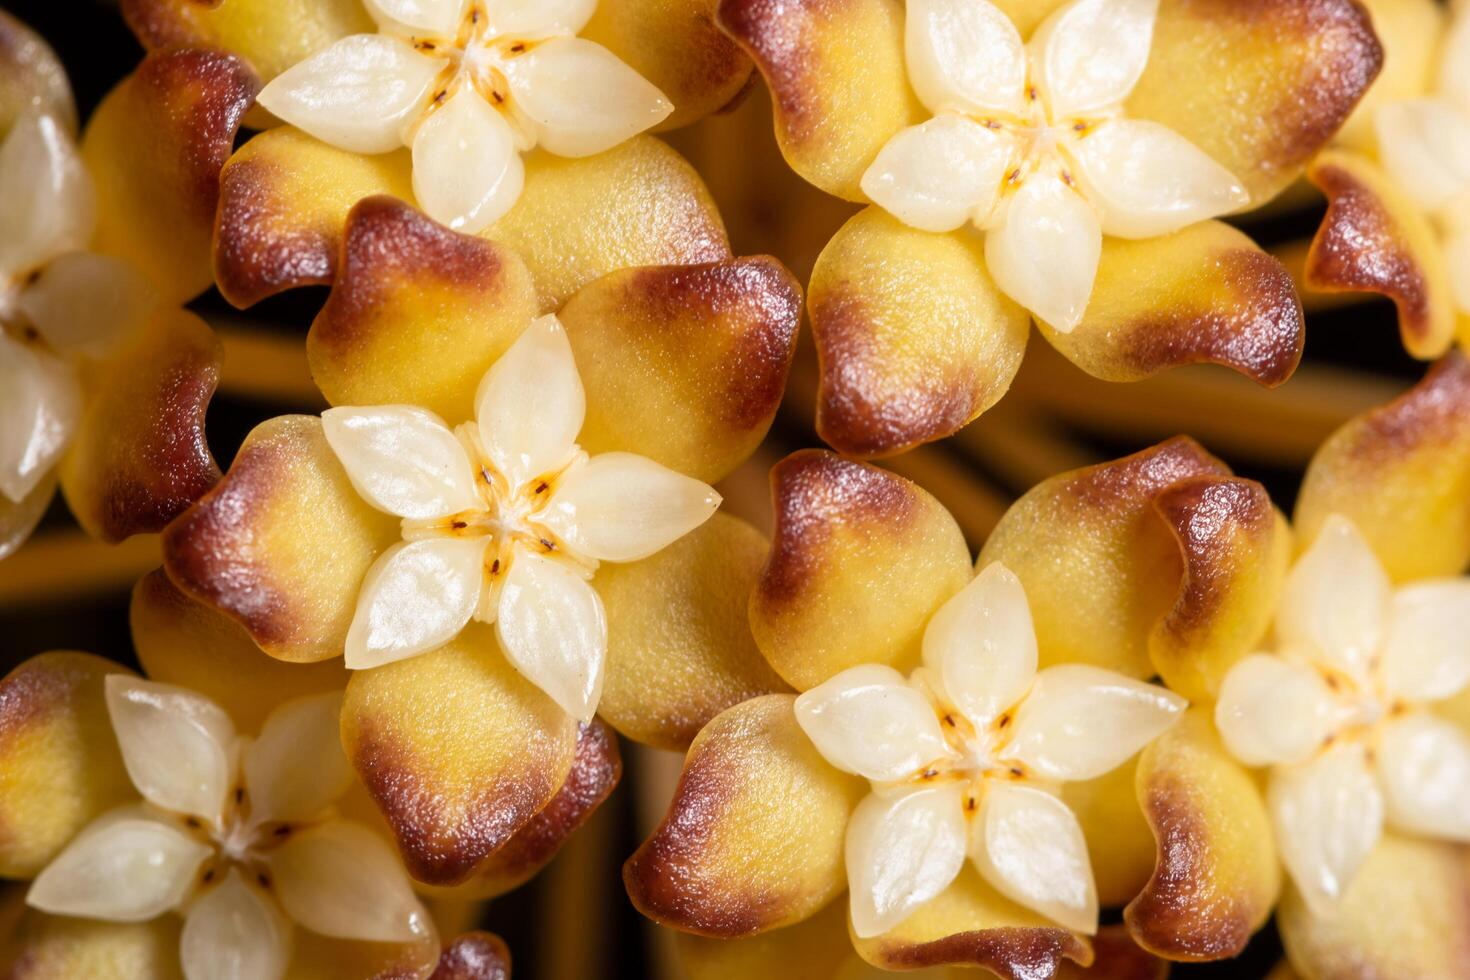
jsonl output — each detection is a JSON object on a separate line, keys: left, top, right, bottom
{"left": 28, "top": 814, "right": 210, "bottom": 921}
{"left": 105, "top": 675, "right": 237, "bottom": 824}
{"left": 903, "top": 0, "right": 1027, "bottom": 115}
{"left": 1377, "top": 713, "right": 1470, "bottom": 842}
{"left": 180, "top": 871, "right": 290, "bottom": 980}
{"left": 16, "top": 252, "right": 158, "bottom": 357}
{"left": 269, "top": 820, "right": 431, "bottom": 943}
{"left": 345, "top": 537, "right": 488, "bottom": 670}
{"left": 1447, "top": 227, "right": 1470, "bottom": 314}
{"left": 1275, "top": 514, "right": 1390, "bottom": 682}
{"left": 1441, "top": 11, "right": 1470, "bottom": 112}
{"left": 0, "top": 113, "right": 94, "bottom": 278}
{"left": 503, "top": 37, "right": 672, "bottom": 157}
{"left": 860, "top": 117, "right": 1014, "bottom": 233}
{"left": 495, "top": 549, "right": 607, "bottom": 722}
{"left": 364, "top": 0, "right": 465, "bottom": 34}
{"left": 795, "top": 664, "right": 952, "bottom": 783}
{"left": 321, "top": 405, "right": 480, "bottom": 520}
{"left": 984, "top": 173, "right": 1101, "bottom": 332}
{"left": 0, "top": 332, "right": 80, "bottom": 504}
{"left": 921, "top": 563, "right": 1037, "bottom": 728}
{"left": 1269, "top": 743, "right": 1383, "bottom": 915}
{"left": 255, "top": 35, "right": 441, "bottom": 155}
{"left": 971, "top": 782, "right": 1098, "bottom": 935}
{"left": 1373, "top": 98, "right": 1470, "bottom": 214}
{"left": 411, "top": 89, "right": 525, "bottom": 234}
{"left": 487, "top": 0, "right": 596, "bottom": 37}
{"left": 845, "top": 785, "right": 967, "bottom": 938}
{"left": 1214, "top": 654, "right": 1337, "bottom": 767}
{"left": 242, "top": 692, "right": 353, "bottom": 824}
{"left": 1031, "top": 0, "right": 1159, "bottom": 118}
{"left": 1003, "top": 664, "right": 1186, "bottom": 782}
{"left": 1381, "top": 580, "right": 1470, "bottom": 703}
{"left": 0, "top": 472, "right": 55, "bottom": 561}
{"left": 475, "top": 314, "right": 584, "bottom": 488}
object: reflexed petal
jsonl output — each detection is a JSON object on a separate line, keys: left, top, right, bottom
{"left": 321, "top": 405, "right": 480, "bottom": 520}
{"left": 410, "top": 89, "right": 524, "bottom": 234}
{"left": 538, "top": 452, "right": 720, "bottom": 563}
{"left": 1447, "top": 228, "right": 1470, "bottom": 314}
{"left": 1442, "top": 10, "right": 1470, "bottom": 111}
{"left": 476, "top": 314, "right": 584, "bottom": 487}
{"left": 1004, "top": 665, "right": 1186, "bottom": 782}
{"left": 1032, "top": 0, "right": 1159, "bottom": 117}
{"left": 0, "top": 333, "right": 80, "bottom": 504}
{"left": 1374, "top": 98, "right": 1470, "bottom": 214}
{"left": 104, "top": 675, "right": 236, "bottom": 824}
{"left": 27, "top": 814, "right": 211, "bottom": 921}
{"left": 365, "top": 0, "right": 465, "bottom": 34}
{"left": 971, "top": 782, "right": 1098, "bottom": 935}
{"left": 490, "top": 0, "right": 595, "bottom": 37}
{"left": 504, "top": 37, "right": 672, "bottom": 157}
{"left": 793, "top": 664, "right": 951, "bottom": 783}
{"left": 1275, "top": 514, "right": 1390, "bottom": 681}
{"left": 496, "top": 549, "right": 607, "bottom": 722}
{"left": 860, "top": 117, "right": 1013, "bottom": 233}
{"left": 242, "top": 692, "right": 352, "bottom": 824}
{"left": 1376, "top": 713, "right": 1470, "bottom": 841}
{"left": 345, "top": 537, "right": 488, "bottom": 670}
{"left": 921, "top": 563, "right": 1037, "bottom": 729}
{"left": 846, "top": 785, "right": 967, "bottom": 938}
{"left": 179, "top": 871, "right": 289, "bottom": 980}
{"left": 984, "top": 174, "right": 1101, "bottom": 332}
{"left": 16, "top": 252, "right": 158, "bottom": 357}
{"left": 255, "top": 35, "right": 441, "bottom": 154}
{"left": 1269, "top": 743, "right": 1383, "bottom": 915}
{"left": 0, "top": 112, "right": 92, "bottom": 277}
{"left": 1382, "top": 580, "right": 1470, "bottom": 703}
{"left": 904, "top": 0, "right": 1026, "bottom": 115}
{"left": 1214, "top": 655, "right": 1335, "bottom": 767}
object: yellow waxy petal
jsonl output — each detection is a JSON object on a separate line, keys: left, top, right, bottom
{"left": 1062, "top": 760, "right": 1156, "bottom": 910}
{"left": 674, "top": 899, "right": 863, "bottom": 980}
{"left": 1333, "top": 0, "right": 1444, "bottom": 153}
{"left": 0, "top": 9, "right": 75, "bottom": 136}
{"left": 0, "top": 908, "right": 182, "bottom": 980}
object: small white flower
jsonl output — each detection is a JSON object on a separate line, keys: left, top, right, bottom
{"left": 1215, "top": 514, "right": 1470, "bottom": 914}
{"left": 323, "top": 314, "right": 720, "bottom": 722}
{"left": 257, "top": 0, "right": 673, "bottom": 233}
{"left": 794, "top": 563, "right": 1186, "bottom": 937}
{"left": 861, "top": 0, "right": 1247, "bottom": 331}
{"left": 27, "top": 678, "right": 433, "bottom": 980}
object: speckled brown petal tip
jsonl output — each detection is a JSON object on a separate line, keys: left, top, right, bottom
{"left": 1057, "top": 925, "right": 1168, "bottom": 980}
{"left": 0, "top": 8, "right": 75, "bottom": 135}
{"left": 750, "top": 450, "right": 973, "bottom": 690}
{"left": 428, "top": 932, "right": 512, "bottom": 980}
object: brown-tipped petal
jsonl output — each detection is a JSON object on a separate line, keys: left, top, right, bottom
{"left": 561, "top": 256, "right": 800, "bottom": 484}
{"left": 0, "top": 908, "right": 182, "bottom": 979}
{"left": 751, "top": 450, "right": 973, "bottom": 690}
{"left": 1126, "top": 0, "right": 1382, "bottom": 205}
{"left": 162, "top": 415, "right": 400, "bottom": 663}
{"left": 1278, "top": 835, "right": 1470, "bottom": 979}
{"left": 716, "top": 0, "right": 920, "bottom": 200}
{"left": 1305, "top": 150, "right": 1456, "bottom": 360}
{"left": 1061, "top": 760, "right": 1155, "bottom": 910}
{"left": 675, "top": 899, "right": 859, "bottom": 980}
{"left": 808, "top": 207, "right": 1030, "bottom": 457}
{"left": 308, "top": 196, "right": 540, "bottom": 422}
{"left": 625, "top": 694, "right": 864, "bottom": 937}
{"left": 1125, "top": 708, "right": 1278, "bottom": 962}
{"left": 1333, "top": 0, "right": 1444, "bottom": 153}
{"left": 1295, "top": 352, "right": 1470, "bottom": 582}
{"left": 0, "top": 9, "right": 74, "bottom": 136}
{"left": 1057, "top": 926, "right": 1167, "bottom": 980}
{"left": 428, "top": 931, "right": 512, "bottom": 980}
{"left": 1042, "top": 221, "right": 1303, "bottom": 388}
{"left": 341, "top": 625, "right": 579, "bottom": 886}
{"left": 0, "top": 653, "right": 136, "bottom": 877}
{"left": 978, "top": 438, "right": 1230, "bottom": 678}
{"left": 486, "top": 137, "right": 730, "bottom": 312}
{"left": 58, "top": 308, "right": 221, "bottom": 543}
{"left": 80, "top": 47, "right": 258, "bottom": 305}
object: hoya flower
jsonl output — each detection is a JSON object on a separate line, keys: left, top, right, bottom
{"left": 717, "top": 0, "right": 1382, "bottom": 455}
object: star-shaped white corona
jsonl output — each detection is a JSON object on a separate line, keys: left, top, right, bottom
{"left": 794, "top": 563, "right": 1186, "bottom": 938}
{"left": 323, "top": 314, "right": 720, "bottom": 722}
{"left": 27, "top": 678, "right": 434, "bottom": 980}
{"left": 861, "top": 0, "right": 1247, "bottom": 331}
{"left": 257, "top": 0, "right": 673, "bottom": 233}
{"left": 1214, "top": 514, "right": 1470, "bottom": 915}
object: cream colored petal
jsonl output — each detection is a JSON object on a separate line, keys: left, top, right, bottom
{"left": 904, "top": 0, "right": 1027, "bottom": 115}
{"left": 920, "top": 563, "right": 1037, "bottom": 729}
{"left": 1269, "top": 743, "right": 1383, "bottom": 916}
{"left": 27, "top": 814, "right": 211, "bottom": 921}
{"left": 16, "top": 252, "right": 158, "bottom": 358}
{"left": 255, "top": 35, "right": 440, "bottom": 155}
{"left": 503, "top": 37, "right": 671, "bottom": 157}
{"left": 984, "top": 173, "right": 1101, "bottom": 332}
{"left": 104, "top": 675, "right": 236, "bottom": 825}
{"left": 0, "top": 332, "right": 79, "bottom": 504}
{"left": 475, "top": 314, "right": 584, "bottom": 488}
{"left": 241, "top": 692, "right": 352, "bottom": 824}
{"left": 364, "top": 0, "right": 466, "bottom": 34}
{"left": 860, "top": 117, "right": 1013, "bottom": 233}
{"left": 537, "top": 452, "right": 719, "bottom": 563}
{"left": 1441, "top": 10, "right": 1470, "bottom": 112}
{"left": 321, "top": 405, "right": 480, "bottom": 520}
{"left": 1004, "top": 664, "right": 1186, "bottom": 782}
{"left": 1214, "top": 654, "right": 1336, "bottom": 768}
{"left": 0, "top": 112, "right": 93, "bottom": 278}
{"left": 495, "top": 548, "right": 607, "bottom": 723}
{"left": 971, "top": 781, "right": 1098, "bottom": 935}
{"left": 0, "top": 472, "right": 53, "bottom": 560}
{"left": 1376, "top": 713, "right": 1470, "bottom": 842}
{"left": 846, "top": 784, "right": 967, "bottom": 938}
{"left": 410, "top": 89, "right": 524, "bottom": 234}
{"left": 794, "top": 664, "right": 952, "bottom": 784}
{"left": 179, "top": 870, "right": 289, "bottom": 980}
{"left": 344, "top": 537, "right": 488, "bottom": 670}
{"left": 1275, "top": 514, "right": 1390, "bottom": 683}
{"left": 1031, "top": 0, "right": 1160, "bottom": 117}
{"left": 1382, "top": 580, "right": 1470, "bottom": 703}
{"left": 1373, "top": 98, "right": 1470, "bottom": 214}
{"left": 488, "top": 0, "right": 595, "bottom": 37}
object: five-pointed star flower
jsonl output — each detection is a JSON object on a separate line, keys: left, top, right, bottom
{"left": 1214, "top": 513, "right": 1470, "bottom": 915}
{"left": 861, "top": 0, "right": 1246, "bottom": 330}
{"left": 256, "top": 0, "right": 672, "bottom": 233}
{"left": 323, "top": 313, "right": 720, "bottom": 721}
{"left": 794, "top": 563, "right": 1186, "bottom": 937}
